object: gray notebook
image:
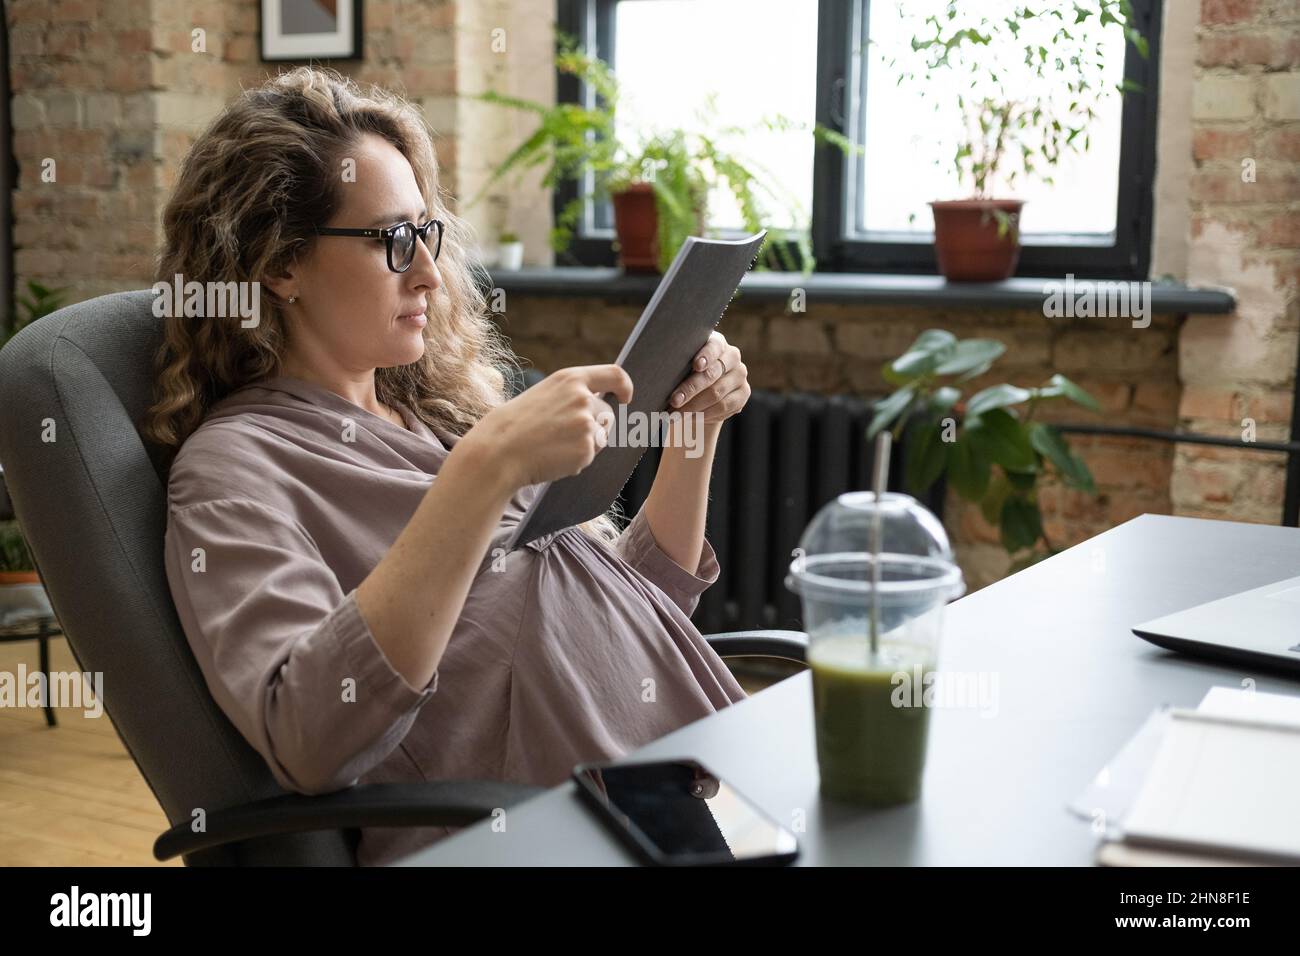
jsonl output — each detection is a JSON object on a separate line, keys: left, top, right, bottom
{"left": 504, "top": 230, "right": 768, "bottom": 551}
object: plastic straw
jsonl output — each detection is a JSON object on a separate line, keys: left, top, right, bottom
{"left": 870, "top": 431, "right": 891, "bottom": 655}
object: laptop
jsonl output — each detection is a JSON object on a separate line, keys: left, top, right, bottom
{"left": 1132, "top": 575, "right": 1300, "bottom": 676}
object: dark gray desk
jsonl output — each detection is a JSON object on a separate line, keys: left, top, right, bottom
{"left": 396, "top": 515, "right": 1300, "bottom": 866}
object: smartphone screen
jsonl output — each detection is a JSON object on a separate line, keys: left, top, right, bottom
{"left": 573, "top": 758, "right": 799, "bottom": 866}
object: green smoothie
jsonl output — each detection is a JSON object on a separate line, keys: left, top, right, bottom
{"left": 809, "top": 635, "right": 936, "bottom": 805}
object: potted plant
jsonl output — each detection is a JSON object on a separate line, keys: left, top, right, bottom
{"left": 867, "top": 329, "right": 1100, "bottom": 572}
{"left": 496, "top": 230, "right": 524, "bottom": 270}
{"left": 605, "top": 128, "right": 710, "bottom": 274}
{"left": 465, "top": 33, "right": 860, "bottom": 274}
{"left": 0, "top": 282, "right": 66, "bottom": 615}
{"left": 0, "top": 519, "right": 55, "bottom": 628}
{"left": 0, "top": 520, "right": 38, "bottom": 586}
{"left": 883, "top": 0, "right": 1148, "bottom": 281}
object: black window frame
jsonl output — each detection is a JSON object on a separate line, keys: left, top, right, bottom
{"left": 555, "top": 0, "right": 1162, "bottom": 279}
{"left": 553, "top": 0, "right": 618, "bottom": 267}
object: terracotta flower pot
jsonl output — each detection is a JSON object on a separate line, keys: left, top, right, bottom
{"left": 611, "top": 182, "right": 660, "bottom": 274}
{"left": 0, "top": 570, "right": 39, "bottom": 586}
{"left": 929, "top": 199, "right": 1025, "bottom": 282}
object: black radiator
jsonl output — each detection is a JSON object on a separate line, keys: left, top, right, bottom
{"left": 513, "top": 368, "right": 946, "bottom": 634}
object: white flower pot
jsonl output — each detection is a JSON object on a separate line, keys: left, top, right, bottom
{"left": 0, "top": 581, "right": 52, "bottom": 628}
{"left": 496, "top": 241, "right": 524, "bottom": 270}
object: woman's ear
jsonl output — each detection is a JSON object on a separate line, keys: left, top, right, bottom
{"left": 261, "top": 269, "right": 297, "bottom": 304}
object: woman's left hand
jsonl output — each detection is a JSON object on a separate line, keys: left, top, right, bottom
{"left": 667, "top": 331, "right": 751, "bottom": 426}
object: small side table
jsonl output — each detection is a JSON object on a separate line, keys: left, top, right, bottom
{"left": 0, "top": 614, "right": 65, "bottom": 727}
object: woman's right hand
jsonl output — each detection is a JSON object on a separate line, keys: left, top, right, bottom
{"left": 459, "top": 365, "right": 634, "bottom": 492}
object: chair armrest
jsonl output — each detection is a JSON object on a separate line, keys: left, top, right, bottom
{"left": 703, "top": 629, "right": 808, "bottom": 663}
{"left": 153, "top": 779, "right": 545, "bottom": 862}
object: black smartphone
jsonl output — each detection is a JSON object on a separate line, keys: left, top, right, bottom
{"left": 572, "top": 757, "right": 799, "bottom": 866}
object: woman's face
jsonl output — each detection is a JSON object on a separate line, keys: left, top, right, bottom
{"left": 270, "top": 132, "right": 442, "bottom": 376}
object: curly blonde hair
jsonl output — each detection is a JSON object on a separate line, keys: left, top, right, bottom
{"left": 143, "top": 66, "right": 621, "bottom": 544}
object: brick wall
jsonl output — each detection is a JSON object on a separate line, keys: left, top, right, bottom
{"left": 1176, "top": 0, "right": 1299, "bottom": 523}
{"left": 7, "top": 0, "right": 462, "bottom": 305}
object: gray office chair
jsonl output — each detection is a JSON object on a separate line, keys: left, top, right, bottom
{"left": 0, "top": 290, "right": 807, "bottom": 866}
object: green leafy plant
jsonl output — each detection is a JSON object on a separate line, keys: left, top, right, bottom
{"left": 866, "top": 329, "right": 1100, "bottom": 570}
{"left": 463, "top": 33, "right": 627, "bottom": 255}
{"left": 498, "top": 230, "right": 520, "bottom": 244}
{"left": 0, "top": 520, "right": 35, "bottom": 573}
{"left": 465, "top": 32, "right": 861, "bottom": 274}
{"left": 0, "top": 282, "right": 68, "bottom": 578}
{"left": 884, "top": 0, "right": 1148, "bottom": 238}
{"left": 3, "top": 280, "right": 69, "bottom": 348}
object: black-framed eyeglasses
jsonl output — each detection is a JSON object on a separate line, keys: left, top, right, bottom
{"left": 314, "top": 219, "right": 444, "bottom": 273}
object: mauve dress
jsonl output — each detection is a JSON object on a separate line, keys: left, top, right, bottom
{"left": 162, "top": 374, "right": 747, "bottom": 866}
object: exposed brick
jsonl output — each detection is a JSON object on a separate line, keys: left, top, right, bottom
{"left": 1241, "top": 389, "right": 1295, "bottom": 422}
{"left": 222, "top": 34, "right": 256, "bottom": 63}
{"left": 1053, "top": 328, "right": 1174, "bottom": 374}
{"left": 1192, "top": 76, "right": 1256, "bottom": 120}
{"left": 1201, "top": 0, "right": 1261, "bottom": 25}
{"left": 834, "top": 321, "right": 921, "bottom": 361}
{"left": 1078, "top": 439, "right": 1174, "bottom": 490}
{"left": 1106, "top": 491, "right": 1167, "bottom": 528}
{"left": 1259, "top": 127, "right": 1300, "bottom": 160}
{"left": 788, "top": 355, "right": 844, "bottom": 392}
{"left": 578, "top": 308, "right": 638, "bottom": 347}
{"left": 718, "top": 315, "right": 764, "bottom": 356}
{"left": 10, "top": 94, "right": 45, "bottom": 129}
{"left": 1170, "top": 461, "right": 1240, "bottom": 504}
{"left": 368, "top": 1, "right": 395, "bottom": 31}
{"left": 1258, "top": 213, "right": 1300, "bottom": 247}
{"left": 1131, "top": 381, "right": 1182, "bottom": 419}
{"left": 1263, "top": 73, "right": 1300, "bottom": 120}
{"left": 114, "top": 30, "right": 151, "bottom": 55}
{"left": 55, "top": 0, "right": 99, "bottom": 24}
{"left": 742, "top": 355, "right": 790, "bottom": 391}
{"left": 844, "top": 360, "right": 889, "bottom": 395}
{"left": 1190, "top": 164, "right": 1300, "bottom": 202}
{"left": 45, "top": 92, "right": 83, "bottom": 127}
{"left": 1179, "top": 385, "right": 1240, "bottom": 420}
{"left": 1193, "top": 127, "right": 1254, "bottom": 162}
{"left": 104, "top": 58, "right": 151, "bottom": 93}
{"left": 83, "top": 93, "right": 122, "bottom": 126}
{"left": 495, "top": 307, "right": 578, "bottom": 342}
{"left": 47, "top": 27, "right": 84, "bottom": 59}
{"left": 956, "top": 501, "right": 1001, "bottom": 546}
{"left": 1198, "top": 30, "right": 1296, "bottom": 67}
{"left": 769, "top": 317, "right": 830, "bottom": 354}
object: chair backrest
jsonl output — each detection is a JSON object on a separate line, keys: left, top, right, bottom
{"left": 0, "top": 290, "right": 357, "bottom": 865}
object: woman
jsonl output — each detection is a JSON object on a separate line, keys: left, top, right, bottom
{"left": 143, "top": 66, "right": 753, "bottom": 866}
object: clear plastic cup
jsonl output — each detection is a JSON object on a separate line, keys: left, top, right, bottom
{"left": 786, "top": 492, "right": 964, "bottom": 805}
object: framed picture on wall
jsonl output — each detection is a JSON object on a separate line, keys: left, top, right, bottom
{"left": 260, "top": 0, "right": 363, "bottom": 62}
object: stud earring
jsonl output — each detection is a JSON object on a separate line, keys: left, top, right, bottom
{"left": 287, "top": 295, "right": 297, "bottom": 304}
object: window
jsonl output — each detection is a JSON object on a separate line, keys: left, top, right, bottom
{"left": 556, "top": 0, "right": 1161, "bottom": 278}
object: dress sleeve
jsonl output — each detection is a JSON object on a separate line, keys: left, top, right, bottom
{"left": 611, "top": 507, "right": 720, "bottom": 618}
{"left": 164, "top": 497, "right": 438, "bottom": 795}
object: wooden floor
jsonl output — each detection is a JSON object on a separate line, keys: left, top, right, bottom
{"left": 0, "top": 633, "right": 799, "bottom": 867}
{"left": 0, "top": 635, "right": 178, "bottom": 866}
